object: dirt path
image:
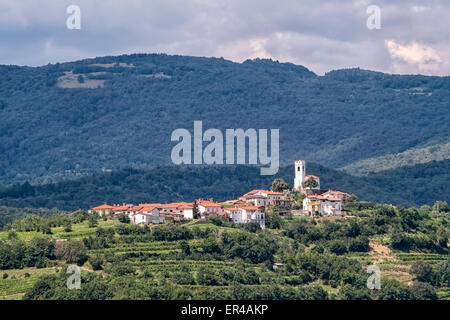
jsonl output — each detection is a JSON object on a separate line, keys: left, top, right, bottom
{"left": 369, "top": 240, "right": 393, "bottom": 264}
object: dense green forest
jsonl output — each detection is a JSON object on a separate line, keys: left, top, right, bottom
{"left": 0, "top": 206, "right": 62, "bottom": 230}
{"left": 0, "top": 160, "right": 448, "bottom": 219}
{"left": 0, "top": 201, "right": 448, "bottom": 300}
{"left": 0, "top": 54, "right": 449, "bottom": 185}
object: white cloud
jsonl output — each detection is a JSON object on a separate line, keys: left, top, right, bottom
{"left": 411, "top": 6, "right": 427, "bottom": 13}
{"left": 0, "top": 0, "right": 449, "bottom": 75}
{"left": 385, "top": 40, "right": 442, "bottom": 73}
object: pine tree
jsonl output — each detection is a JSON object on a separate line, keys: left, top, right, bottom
{"left": 193, "top": 200, "right": 200, "bottom": 219}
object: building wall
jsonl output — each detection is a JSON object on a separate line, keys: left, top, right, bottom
{"left": 294, "top": 160, "right": 306, "bottom": 191}
{"left": 183, "top": 208, "right": 193, "bottom": 219}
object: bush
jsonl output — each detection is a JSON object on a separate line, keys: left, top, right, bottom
{"left": 410, "top": 261, "right": 434, "bottom": 284}
{"left": 89, "top": 256, "right": 104, "bottom": 271}
{"left": 348, "top": 237, "right": 370, "bottom": 252}
{"left": 391, "top": 230, "right": 413, "bottom": 251}
{"left": 118, "top": 213, "right": 130, "bottom": 224}
{"left": 88, "top": 215, "right": 99, "bottom": 228}
{"left": 63, "top": 221, "right": 72, "bottom": 233}
{"left": 55, "top": 240, "right": 88, "bottom": 266}
{"left": 329, "top": 240, "right": 348, "bottom": 255}
{"left": 377, "top": 278, "right": 412, "bottom": 300}
{"left": 411, "top": 282, "right": 438, "bottom": 300}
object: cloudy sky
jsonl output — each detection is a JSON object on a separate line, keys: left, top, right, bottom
{"left": 0, "top": 0, "right": 449, "bottom": 75}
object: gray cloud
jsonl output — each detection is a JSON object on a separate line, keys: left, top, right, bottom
{"left": 0, "top": 0, "right": 449, "bottom": 75}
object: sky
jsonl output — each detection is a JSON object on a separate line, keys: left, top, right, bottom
{"left": 0, "top": 0, "right": 449, "bottom": 75}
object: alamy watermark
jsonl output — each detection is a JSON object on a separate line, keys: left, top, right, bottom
{"left": 366, "top": 5, "right": 381, "bottom": 30}
{"left": 171, "top": 121, "right": 279, "bottom": 175}
{"left": 366, "top": 265, "right": 381, "bottom": 290}
{"left": 66, "top": 5, "right": 81, "bottom": 30}
{"left": 66, "top": 265, "right": 81, "bottom": 290}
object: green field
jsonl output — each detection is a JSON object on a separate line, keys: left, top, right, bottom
{"left": 0, "top": 204, "right": 448, "bottom": 300}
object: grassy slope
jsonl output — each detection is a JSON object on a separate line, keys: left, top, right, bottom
{"left": 340, "top": 142, "right": 450, "bottom": 176}
{"left": 0, "top": 218, "right": 448, "bottom": 300}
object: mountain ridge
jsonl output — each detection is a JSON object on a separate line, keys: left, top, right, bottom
{"left": 0, "top": 53, "right": 449, "bottom": 185}
{"left": 0, "top": 160, "right": 448, "bottom": 211}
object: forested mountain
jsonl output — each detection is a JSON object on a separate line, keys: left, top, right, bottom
{"left": 0, "top": 54, "right": 449, "bottom": 185}
{"left": 0, "top": 160, "right": 448, "bottom": 212}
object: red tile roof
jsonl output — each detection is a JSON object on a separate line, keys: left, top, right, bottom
{"left": 245, "top": 189, "right": 284, "bottom": 196}
{"left": 91, "top": 204, "right": 114, "bottom": 210}
{"left": 306, "top": 195, "right": 342, "bottom": 202}
{"left": 240, "top": 206, "right": 263, "bottom": 211}
{"left": 306, "top": 174, "right": 319, "bottom": 179}
{"left": 322, "top": 190, "right": 351, "bottom": 197}
{"left": 225, "top": 208, "right": 242, "bottom": 211}
{"left": 112, "top": 205, "right": 129, "bottom": 211}
{"left": 198, "top": 200, "right": 222, "bottom": 207}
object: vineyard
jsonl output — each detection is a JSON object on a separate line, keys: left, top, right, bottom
{"left": 0, "top": 202, "right": 448, "bottom": 300}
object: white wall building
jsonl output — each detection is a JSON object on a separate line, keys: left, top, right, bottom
{"left": 198, "top": 200, "right": 222, "bottom": 216}
{"left": 294, "top": 160, "right": 306, "bottom": 191}
{"left": 294, "top": 160, "right": 320, "bottom": 191}
{"left": 225, "top": 206, "right": 265, "bottom": 229}
{"left": 302, "top": 195, "right": 342, "bottom": 216}
{"left": 131, "top": 206, "right": 164, "bottom": 225}
{"left": 241, "top": 190, "right": 285, "bottom": 206}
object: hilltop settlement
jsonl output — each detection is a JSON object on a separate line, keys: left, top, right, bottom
{"left": 89, "top": 160, "right": 352, "bottom": 229}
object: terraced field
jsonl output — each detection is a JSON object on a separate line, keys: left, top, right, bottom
{"left": 0, "top": 213, "right": 448, "bottom": 300}
{"left": 0, "top": 268, "right": 57, "bottom": 300}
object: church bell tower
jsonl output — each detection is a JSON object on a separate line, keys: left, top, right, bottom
{"left": 294, "top": 160, "right": 306, "bottom": 191}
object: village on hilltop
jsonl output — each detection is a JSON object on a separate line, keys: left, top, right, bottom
{"left": 89, "top": 160, "right": 353, "bottom": 228}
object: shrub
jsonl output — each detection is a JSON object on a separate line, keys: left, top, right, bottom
{"left": 348, "top": 237, "right": 370, "bottom": 252}
{"left": 410, "top": 261, "right": 434, "bottom": 284}
{"left": 329, "top": 240, "right": 348, "bottom": 255}
{"left": 89, "top": 256, "right": 104, "bottom": 271}
{"left": 411, "top": 282, "right": 438, "bottom": 300}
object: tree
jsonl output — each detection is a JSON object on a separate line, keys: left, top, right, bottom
{"left": 63, "top": 221, "right": 72, "bottom": 232}
{"left": 432, "top": 201, "right": 450, "bottom": 213}
{"left": 271, "top": 178, "right": 290, "bottom": 192}
{"left": 265, "top": 212, "right": 283, "bottom": 229}
{"left": 193, "top": 200, "right": 200, "bottom": 219}
{"left": 88, "top": 215, "right": 99, "bottom": 228}
{"left": 302, "top": 178, "right": 318, "bottom": 189}
{"left": 56, "top": 240, "right": 88, "bottom": 266}
{"left": 89, "top": 256, "right": 104, "bottom": 271}
{"left": 118, "top": 213, "right": 130, "bottom": 224}
{"left": 410, "top": 261, "right": 434, "bottom": 284}
{"left": 377, "top": 278, "right": 413, "bottom": 300}
{"left": 411, "top": 282, "right": 438, "bottom": 300}
{"left": 201, "top": 237, "right": 221, "bottom": 254}
{"left": 346, "top": 195, "right": 359, "bottom": 203}
{"left": 180, "top": 240, "right": 191, "bottom": 255}
{"left": 41, "top": 223, "right": 52, "bottom": 235}
{"left": 329, "top": 240, "right": 348, "bottom": 255}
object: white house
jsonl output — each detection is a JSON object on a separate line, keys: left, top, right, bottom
{"left": 240, "top": 189, "right": 285, "bottom": 206}
{"left": 179, "top": 204, "right": 194, "bottom": 219}
{"left": 321, "top": 198, "right": 343, "bottom": 216}
{"left": 225, "top": 208, "right": 244, "bottom": 224}
{"left": 129, "top": 205, "right": 164, "bottom": 225}
{"left": 225, "top": 206, "right": 265, "bottom": 229}
{"left": 302, "top": 195, "right": 342, "bottom": 216}
{"left": 198, "top": 200, "right": 222, "bottom": 216}
{"left": 321, "top": 190, "right": 351, "bottom": 201}
{"left": 241, "top": 206, "right": 265, "bottom": 229}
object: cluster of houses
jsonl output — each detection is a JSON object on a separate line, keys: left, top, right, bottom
{"left": 89, "top": 160, "right": 352, "bottom": 228}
